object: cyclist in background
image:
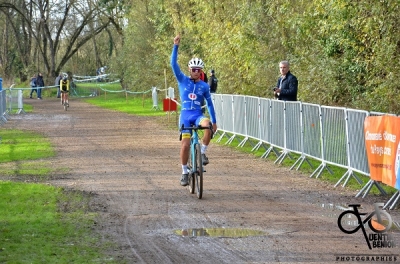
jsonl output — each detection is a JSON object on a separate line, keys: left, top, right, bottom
{"left": 170, "top": 34, "right": 218, "bottom": 186}
{"left": 60, "top": 75, "right": 70, "bottom": 107}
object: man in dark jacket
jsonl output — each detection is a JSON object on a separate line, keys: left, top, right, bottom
{"left": 29, "top": 74, "right": 37, "bottom": 99}
{"left": 36, "top": 72, "right": 45, "bottom": 100}
{"left": 208, "top": 69, "right": 218, "bottom": 93}
{"left": 273, "top": 61, "right": 298, "bottom": 101}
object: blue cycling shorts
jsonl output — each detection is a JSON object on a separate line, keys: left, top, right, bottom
{"left": 179, "top": 109, "right": 209, "bottom": 139}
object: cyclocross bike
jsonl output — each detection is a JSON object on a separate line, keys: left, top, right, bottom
{"left": 61, "top": 91, "right": 69, "bottom": 111}
{"left": 62, "top": 100, "right": 69, "bottom": 111}
{"left": 180, "top": 123, "right": 214, "bottom": 199}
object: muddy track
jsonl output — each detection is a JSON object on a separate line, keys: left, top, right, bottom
{"left": 6, "top": 97, "right": 400, "bottom": 263}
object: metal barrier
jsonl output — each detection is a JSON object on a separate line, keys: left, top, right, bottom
{"left": 6, "top": 86, "right": 25, "bottom": 115}
{"left": 0, "top": 90, "right": 8, "bottom": 124}
{"left": 212, "top": 94, "right": 398, "bottom": 209}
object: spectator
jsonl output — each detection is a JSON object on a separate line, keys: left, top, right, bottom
{"left": 208, "top": 69, "right": 218, "bottom": 93}
{"left": 273, "top": 61, "right": 298, "bottom": 101}
{"left": 29, "top": 74, "right": 37, "bottom": 99}
{"left": 36, "top": 72, "right": 45, "bottom": 100}
{"left": 55, "top": 73, "right": 63, "bottom": 98}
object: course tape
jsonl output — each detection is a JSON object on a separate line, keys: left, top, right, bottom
{"left": 8, "top": 76, "right": 171, "bottom": 96}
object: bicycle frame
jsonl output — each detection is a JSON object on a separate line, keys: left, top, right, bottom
{"left": 180, "top": 124, "right": 213, "bottom": 172}
{"left": 180, "top": 123, "right": 213, "bottom": 199}
{"left": 189, "top": 129, "right": 200, "bottom": 173}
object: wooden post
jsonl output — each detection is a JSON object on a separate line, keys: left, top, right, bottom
{"left": 165, "top": 68, "right": 170, "bottom": 122}
{"left": 164, "top": 68, "right": 167, "bottom": 92}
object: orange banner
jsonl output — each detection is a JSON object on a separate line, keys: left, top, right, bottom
{"left": 364, "top": 115, "right": 400, "bottom": 189}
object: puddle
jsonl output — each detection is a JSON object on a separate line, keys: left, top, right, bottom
{"left": 320, "top": 203, "right": 352, "bottom": 211}
{"left": 174, "top": 228, "right": 266, "bottom": 238}
{"left": 318, "top": 203, "right": 352, "bottom": 219}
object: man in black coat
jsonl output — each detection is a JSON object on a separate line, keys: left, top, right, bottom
{"left": 36, "top": 72, "right": 45, "bottom": 100}
{"left": 273, "top": 61, "right": 298, "bottom": 101}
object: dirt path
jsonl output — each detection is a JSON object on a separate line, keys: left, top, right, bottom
{"left": 7, "top": 97, "right": 400, "bottom": 263}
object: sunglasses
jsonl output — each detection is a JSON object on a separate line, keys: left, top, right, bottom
{"left": 190, "top": 68, "right": 201, "bottom": 73}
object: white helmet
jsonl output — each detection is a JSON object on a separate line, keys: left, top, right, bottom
{"left": 188, "top": 58, "right": 204, "bottom": 69}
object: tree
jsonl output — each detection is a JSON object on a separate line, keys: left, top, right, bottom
{"left": 0, "top": 0, "right": 114, "bottom": 80}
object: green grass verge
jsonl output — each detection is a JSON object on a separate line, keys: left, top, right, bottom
{"left": 77, "top": 82, "right": 169, "bottom": 116}
{"left": 83, "top": 93, "right": 166, "bottom": 116}
{"left": 0, "top": 129, "right": 54, "bottom": 162}
{"left": 0, "top": 129, "right": 57, "bottom": 180}
{"left": 0, "top": 182, "right": 116, "bottom": 263}
{"left": 0, "top": 129, "right": 119, "bottom": 263}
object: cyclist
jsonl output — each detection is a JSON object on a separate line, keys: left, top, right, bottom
{"left": 171, "top": 34, "right": 218, "bottom": 186}
{"left": 60, "top": 75, "right": 70, "bottom": 107}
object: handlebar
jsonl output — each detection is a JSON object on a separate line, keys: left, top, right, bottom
{"left": 180, "top": 124, "right": 212, "bottom": 131}
{"left": 179, "top": 123, "right": 215, "bottom": 141}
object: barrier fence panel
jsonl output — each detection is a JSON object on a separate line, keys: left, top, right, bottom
{"left": 321, "top": 106, "right": 348, "bottom": 167}
{"left": 334, "top": 109, "right": 370, "bottom": 188}
{"left": 215, "top": 94, "right": 234, "bottom": 143}
{"left": 302, "top": 103, "right": 322, "bottom": 160}
{"left": 259, "top": 99, "right": 271, "bottom": 154}
{"left": 274, "top": 101, "right": 301, "bottom": 164}
{"left": 212, "top": 94, "right": 224, "bottom": 131}
{"left": 310, "top": 106, "right": 346, "bottom": 179}
{"left": 0, "top": 90, "right": 7, "bottom": 124}
{"left": 232, "top": 95, "right": 246, "bottom": 139}
{"left": 6, "top": 89, "right": 20, "bottom": 113}
{"left": 269, "top": 100, "right": 285, "bottom": 149}
{"left": 17, "top": 90, "right": 26, "bottom": 114}
{"left": 221, "top": 94, "right": 234, "bottom": 134}
{"left": 284, "top": 101, "right": 303, "bottom": 154}
{"left": 245, "top": 96, "right": 261, "bottom": 142}
{"left": 346, "top": 109, "right": 370, "bottom": 175}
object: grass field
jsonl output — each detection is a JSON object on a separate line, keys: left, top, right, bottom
{"left": 0, "top": 182, "right": 114, "bottom": 263}
{"left": 0, "top": 129, "right": 120, "bottom": 263}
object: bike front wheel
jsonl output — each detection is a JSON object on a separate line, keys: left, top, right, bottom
{"left": 194, "top": 143, "right": 203, "bottom": 199}
{"left": 187, "top": 146, "right": 195, "bottom": 194}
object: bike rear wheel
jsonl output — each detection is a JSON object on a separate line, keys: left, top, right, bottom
{"left": 194, "top": 143, "right": 203, "bottom": 199}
